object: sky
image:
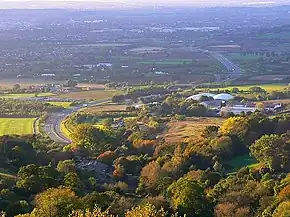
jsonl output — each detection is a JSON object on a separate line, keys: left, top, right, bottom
{"left": 1, "top": 0, "right": 290, "bottom": 8}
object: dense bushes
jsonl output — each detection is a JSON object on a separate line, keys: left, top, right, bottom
{"left": 0, "top": 99, "right": 62, "bottom": 117}
{"left": 2, "top": 102, "right": 290, "bottom": 217}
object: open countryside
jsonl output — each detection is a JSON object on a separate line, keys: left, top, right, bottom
{"left": 162, "top": 117, "right": 224, "bottom": 144}
{"left": 0, "top": 92, "right": 54, "bottom": 99}
{"left": 0, "top": 5, "right": 290, "bottom": 217}
{"left": 57, "top": 90, "right": 121, "bottom": 100}
{"left": 200, "top": 83, "right": 289, "bottom": 92}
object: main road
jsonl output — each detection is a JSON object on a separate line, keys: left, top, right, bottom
{"left": 192, "top": 47, "right": 243, "bottom": 82}
{"left": 44, "top": 99, "right": 111, "bottom": 144}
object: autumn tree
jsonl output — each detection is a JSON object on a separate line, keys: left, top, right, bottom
{"left": 219, "top": 117, "right": 249, "bottom": 140}
{"left": 70, "top": 208, "right": 113, "bottom": 217}
{"left": 214, "top": 203, "right": 252, "bottom": 217}
{"left": 201, "top": 125, "right": 219, "bottom": 138}
{"left": 138, "top": 161, "right": 162, "bottom": 194}
{"left": 125, "top": 203, "right": 167, "bottom": 217}
{"left": 272, "top": 201, "right": 290, "bottom": 217}
{"left": 30, "top": 187, "right": 79, "bottom": 217}
{"left": 278, "top": 185, "right": 290, "bottom": 201}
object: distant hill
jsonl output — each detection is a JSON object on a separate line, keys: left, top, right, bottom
{"left": 2, "top": 0, "right": 290, "bottom": 9}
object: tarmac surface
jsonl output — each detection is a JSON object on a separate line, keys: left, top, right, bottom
{"left": 44, "top": 99, "right": 110, "bottom": 143}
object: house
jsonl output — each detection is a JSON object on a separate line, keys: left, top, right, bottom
{"left": 213, "top": 93, "right": 235, "bottom": 101}
{"left": 186, "top": 93, "right": 215, "bottom": 101}
{"left": 200, "top": 100, "right": 225, "bottom": 110}
{"left": 97, "top": 63, "right": 113, "bottom": 68}
{"left": 264, "top": 103, "right": 284, "bottom": 113}
{"left": 221, "top": 105, "right": 257, "bottom": 115}
{"left": 41, "top": 73, "right": 56, "bottom": 77}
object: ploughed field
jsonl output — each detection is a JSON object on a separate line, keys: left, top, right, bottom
{"left": 0, "top": 118, "right": 36, "bottom": 136}
{"left": 57, "top": 90, "right": 121, "bottom": 100}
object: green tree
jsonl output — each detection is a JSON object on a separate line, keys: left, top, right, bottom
{"left": 231, "top": 87, "right": 240, "bottom": 93}
{"left": 13, "top": 84, "right": 21, "bottom": 90}
{"left": 57, "top": 160, "right": 76, "bottom": 174}
{"left": 249, "top": 86, "right": 266, "bottom": 93}
{"left": 80, "top": 191, "right": 115, "bottom": 211}
{"left": 64, "top": 79, "right": 78, "bottom": 87}
{"left": 64, "top": 172, "right": 82, "bottom": 193}
{"left": 250, "top": 134, "right": 290, "bottom": 171}
{"left": 167, "top": 178, "right": 212, "bottom": 217}
{"left": 16, "top": 164, "right": 59, "bottom": 193}
{"left": 70, "top": 124, "right": 108, "bottom": 154}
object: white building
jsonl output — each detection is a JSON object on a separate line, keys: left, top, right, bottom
{"left": 186, "top": 93, "right": 215, "bottom": 101}
{"left": 221, "top": 105, "right": 257, "bottom": 115}
{"left": 213, "top": 93, "right": 235, "bottom": 101}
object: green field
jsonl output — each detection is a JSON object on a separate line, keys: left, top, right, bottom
{"left": 47, "top": 101, "right": 72, "bottom": 108}
{"left": 257, "top": 32, "right": 290, "bottom": 40}
{"left": 137, "top": 59, "right": 193, "bottom": 65}
{"left": 0, "top": 92, "right": 54, "bottom": 99}
{"left": 234, "top": 84, "right": 289, "bottom": 92}
{"left": 202, "top": 84, "right": 288, "bottom": 92}
{"left": 225, "top": 155, "right": 259, "bottom": 175}
{"left": 226, "top": 52, "right": 261, "bottom": 61}
{"left": 0, "top": 118, "right": 36, "bottom": 136}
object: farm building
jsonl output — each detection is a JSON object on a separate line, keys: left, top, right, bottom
{"left": 96, "top": 63, "right": 113, "bottom": 67}
{"left": 213, "top": 93, "right": 235, "bottom": 101}
{"left": 186, "top": 93, "right": 215, "bottom": 101}
{"left": 221, "top": 105, "right": 257, "bottom": 115}
{"left": 200, "top": 100, "right": 225, "bottom": 109}
{"left": 186, "top": 93, "right": 235, "bottom": 101}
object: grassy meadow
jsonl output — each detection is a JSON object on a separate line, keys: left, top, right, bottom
{"left": 199, "top": 83, "right": 289, "bottom": 93}
{"left": 0, "top": 118, "right": 36, "bottom": 136}
{"left": 0, "top": 92, "right": 54, "bottom": 99}
{"left": 225, "top": 155, "right": 259, "bottom": 175}
{"left": 162, "top": 117, "right": 224, "bottom": 144}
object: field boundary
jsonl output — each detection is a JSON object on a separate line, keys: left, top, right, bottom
{"left": 60, "top": 119, "right": 73, "bottom": 139}
{"left": 33, "top": 118, "right": 40, "bottom": 134}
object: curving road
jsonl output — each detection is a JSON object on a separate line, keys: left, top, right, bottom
{"left": 44, "top": 99, "right": 111, "bottom": 144}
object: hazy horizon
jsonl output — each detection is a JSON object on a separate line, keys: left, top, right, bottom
{"left": 1, "top": 0, "right": 290, "bottom": 9}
